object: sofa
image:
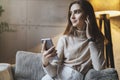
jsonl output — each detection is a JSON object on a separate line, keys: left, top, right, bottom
{"left": 0, "top": 51, "right": 119, "bottom": 80}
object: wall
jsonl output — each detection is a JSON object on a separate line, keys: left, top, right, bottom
{"left": 0, "top": 0, "right": 73, "bottom": 63}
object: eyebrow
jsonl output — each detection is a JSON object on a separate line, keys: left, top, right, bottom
{"left": 70, "top": 9, "right": 82, "bottom": 13}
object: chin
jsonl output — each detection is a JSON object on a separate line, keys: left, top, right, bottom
{"left": 72, "top": 24, "right": 78, "bottom": 27}
{"left": 72, "top": 23, "right": 79, "bottom": 27}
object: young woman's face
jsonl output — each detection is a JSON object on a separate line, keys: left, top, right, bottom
{"left": 70, "top": 3, "right": 86, "bottom": 29}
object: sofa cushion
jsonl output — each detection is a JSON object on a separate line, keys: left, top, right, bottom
{"left": 15, "top": 51, "right": 45, "bottom": 80}
{"left": 85, "top": 68, "right": 119, "bottom": 80}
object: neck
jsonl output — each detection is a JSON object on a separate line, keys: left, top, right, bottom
{"left": 75, "top": 23, "right": 86, "bottom": 37}
{"left": 71, "top": 27, "right": 86, "bottom": 38}
{"left": 75, "top": 30, "right": 86, "bottom": 37}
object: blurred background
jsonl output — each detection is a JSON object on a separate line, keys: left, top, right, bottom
{"left": 0, "top": 0, "right": 120, "bottom": 78}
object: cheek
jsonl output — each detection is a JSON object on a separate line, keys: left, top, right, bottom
{"left": 76, "top": 14, "right": 83, "bottom": 22}
{"left": 76, "top": 14, "right": 82, "bottom": 20}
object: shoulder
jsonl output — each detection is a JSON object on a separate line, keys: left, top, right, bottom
{"left": 57, "top": 35, "right": 70, "bottom": 45}
{"left": 58, "top": 35, "right": 68, "bottom": 41}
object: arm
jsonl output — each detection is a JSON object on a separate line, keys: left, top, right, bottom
{"left": 85, "top": 16, "right": 105, "bottom": 70}
{"left": 42, "top": 37, "right": 64, "bottom": 77}
{"left": 89, "top": 40, "right": 105, "bottom": 71}
{"left": 41, "top": 40, "right": 57, "bottom": 77}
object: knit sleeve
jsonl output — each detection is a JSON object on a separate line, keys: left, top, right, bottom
{"left": 42, "top": 36, "right": 65, "bottom": 78}
{"left": 56, "top": 36, "right": 65, "bottom": 64}
{"left": 89, "top": 40, "right": 106, "bottom": 71}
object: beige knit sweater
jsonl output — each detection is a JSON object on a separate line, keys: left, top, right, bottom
{"left": 43, "top": 32, "right": 105, "bottom": 78}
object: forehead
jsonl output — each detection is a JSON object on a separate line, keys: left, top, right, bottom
{"left": 70, "top": 3, "right": 81, "bottom": 11}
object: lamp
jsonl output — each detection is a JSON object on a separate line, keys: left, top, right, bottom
{"left": 89, "top": 0, "right": 120, "bottom": 68}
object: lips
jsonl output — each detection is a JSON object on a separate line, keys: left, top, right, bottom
{"left": 72, "top": 20, "right": 77, "bottom": 23}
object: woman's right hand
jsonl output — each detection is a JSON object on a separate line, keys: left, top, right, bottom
{"left": 41, "top": 41, "right": 57, "bottom": 67}
{"left": 85, "top": 16, "right": 92, "bottom": 39}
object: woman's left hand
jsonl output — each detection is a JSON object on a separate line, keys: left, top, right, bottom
{"left": 85, "top": 16, "right": 92, "bottom": 39}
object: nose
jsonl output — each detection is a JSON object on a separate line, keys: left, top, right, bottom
{"left": 71, "top": 13, "right": 75, "bottom": 19}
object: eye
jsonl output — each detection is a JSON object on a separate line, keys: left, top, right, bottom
{"left": 74, "top": 9, "right": 82, "bottom": 14}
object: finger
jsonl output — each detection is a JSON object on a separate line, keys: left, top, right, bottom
{"left": 43, "top": 46, "right": 55, "bottom": 56}
{"left": 87, "top": 16, "right": 89, "bottom": 22}
{"left": 86, "top": 16, "right": 89, "bottom": 23}
{"left": 50, "top": 50, "right": 57, "bottom": 57}
{"left": 85, "top": 20, "right": 87, "bottom": 25}
{"left": 47, "top": 46, "right": 55, "bottom": 53}
{"left": 46, "top": 54, "right": 52, "bottom": 58}
{"left": 41, "top": 40, "right": 46, "bottom": 52}
{"left": 45, "top": 50, "right": 57, "bottom": 58}
{"left": 85, "top": 20, "right": 88, "bottom": 29}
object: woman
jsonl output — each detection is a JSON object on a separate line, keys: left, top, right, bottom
{"left": 41, "top": 0, "right": 105, "bottom": 80}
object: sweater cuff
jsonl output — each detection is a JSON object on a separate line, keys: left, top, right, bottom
{"left": 42, "top": 64, "right": 57, "bottom": 77}
{"left": 88, "top": 38, "right": 95, "bottom": 42}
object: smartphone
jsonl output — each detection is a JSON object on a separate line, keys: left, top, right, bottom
{"left": 41, "top": 38, "right": 53, "bottom": 50}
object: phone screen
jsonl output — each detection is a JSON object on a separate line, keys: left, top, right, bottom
{"left": 41, "top": 38, "right": 53, "bottom": 50}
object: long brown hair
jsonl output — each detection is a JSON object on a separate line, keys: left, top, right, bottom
{"left": 64, "top": 0, "right": 104, "bottom": 41}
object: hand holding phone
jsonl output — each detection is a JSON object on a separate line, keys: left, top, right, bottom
{"left": 41, "top": 38, "right": 58, "bottom": 65}
{"left": 41, "top": 38, "right": 53, "bottom": 50}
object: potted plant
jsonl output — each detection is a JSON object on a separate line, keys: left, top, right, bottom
{"left": 0, "top": 5, "right": 14, "bottom": 34}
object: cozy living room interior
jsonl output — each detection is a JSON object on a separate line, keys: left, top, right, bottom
{"left": 0, "top": 0, "right": 120, "bottom": 80}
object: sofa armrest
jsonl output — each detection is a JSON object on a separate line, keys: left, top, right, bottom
{"left": 85, "top": 68, "right": 119, "bottom": 80}
{"left": 15, "top": 51, "right": 45, "bottom": 80}
{"left": 0, "top": 63, "right": 14, "bottom": 80}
